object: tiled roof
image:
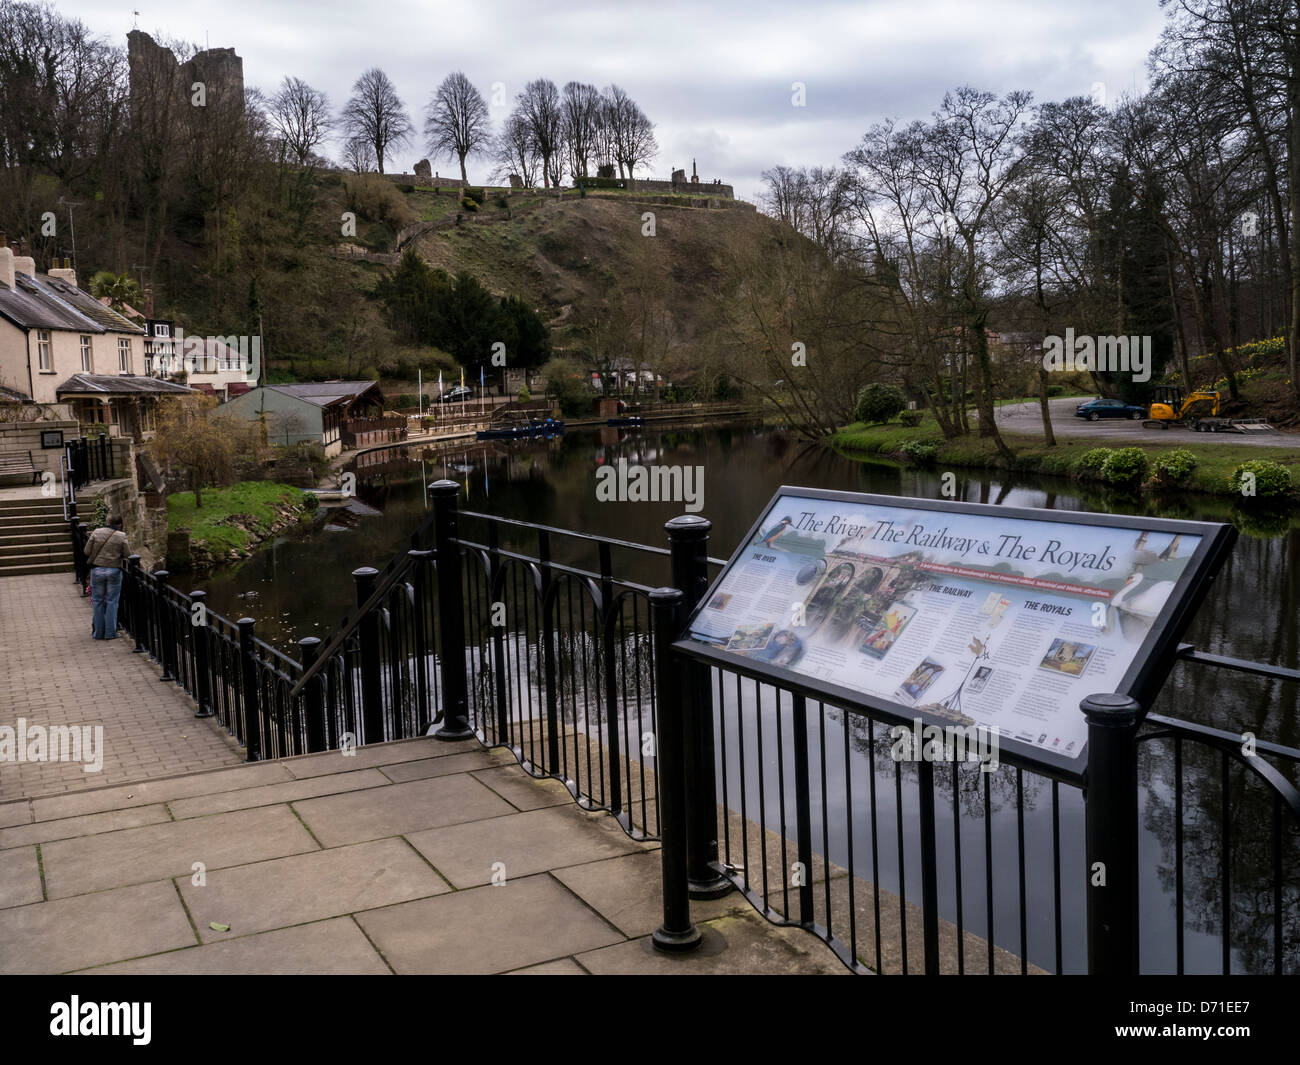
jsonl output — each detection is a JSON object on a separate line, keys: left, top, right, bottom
{"left": 55, "top": 374, "right": 194, "bottom": 396}
{"left": 265, "top": 381, "right": 380, "bottom": 407}
{"left": 0, "top": 273, "right": 144, "bottom": 335}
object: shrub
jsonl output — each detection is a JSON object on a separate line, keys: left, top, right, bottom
{"left": 899, "top": 439, "right": 940, "bottom": 466}
{"left": 301, "top": 492, "right": 320, "bottom": 514}
{"left": 1074, "top": 447, "right": 1113, "bottom": 479}
{"left": 898, "top": 409, "right": 924, "bottom": 427}
{"left": 399, "top": 183, "right": 415, "bottom": 194}
{"left": 459, "top": 197, "right": 478, "bottom": 212}
{"left": 1101, "top": 447, "right": 1149, "bottom": 487}
{"left": 1151, "top": 449, "right": 1197, "bottom": 487}
{"left": 1046, "top": 384, "right": 1066, "bottom": 397}
{"left": 495, "top": 194, "right": 508, "bottom": 209}
{"left": 1228, "top": 459, "right": 1293, "bottom": 501}
{"left": 394, "top": 393, "right": 419, "bottom": 410}
{"left": 517, "top": 386, "right": 531, "bottom": 403}
{"left": 342, "top": 174, "right": 417, "bottom": 227}
{"left": 855, "top": 383, "right": 907, "bottom": 424}
{"left": 462, "top": 187, "right": 485, "bottom": 206}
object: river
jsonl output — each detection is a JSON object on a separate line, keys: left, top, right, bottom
{"left": 192, "top": 423, "right": 1299, "bottom": 973}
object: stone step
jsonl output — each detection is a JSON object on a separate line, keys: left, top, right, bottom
{"left": 0, "top": 518, "right": 69, "bottom": 533}
{"left": 0, "top": 559, "right": 76, "bottom": 577}
{"left": 0, "top": 501, "right": 66, "bottom": 516}
{"left": 0, "top": 542, "right": 74, "bottom": 561}
{"left": 0, "top": 528, "right": 68, "bottom": 545}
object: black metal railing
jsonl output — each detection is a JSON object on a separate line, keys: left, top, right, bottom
{"left": 65, "top": 434, "right": 115, "bottom": 491}
{"left": 78, "top": 479, "right": 1300, "bottom": 975}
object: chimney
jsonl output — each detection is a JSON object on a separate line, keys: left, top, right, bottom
{"left": 49, "top": 254, "right": 77, "bottom": 288}
{"left": 11, "top": 236, "right": 35, "bottom": 281}
{"left": 0, "top": 243, "right": 12, "bottom": 290}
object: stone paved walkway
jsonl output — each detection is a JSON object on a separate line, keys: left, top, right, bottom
{"left": 0, "top": 573, "right": 243, "bottom": 802}
{"left": 0, "top": 736, "right": 846, "bottom": 974}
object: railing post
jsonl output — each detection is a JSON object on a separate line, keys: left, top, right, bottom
{"left": 487, "top": 526, "right": 510, "bottom": 746}
{"left": 299, "top": 636, "right": 325, "bottom": 752}
{"left": 430, "top": 480, "right": 473, "bottom": 740}
{"left": 154, "top": 570, "right": 176, "bottom": 681}
{"left": 598, "top": 541, "right": 622, "bottom": 820}
{"left": 76, "top": 522, "right": 89, "bottom": 596}
{"left": 127, "top": 556, "right": 145, "bottom": 652}
{"left": 190, "top": 590, "right": 213, "bottom": 717}
{"left": 1082, "top": 693, "right": 1140, "bottom": 976}
{"left": 408, "top": 550, "right": 435, "bottom": 735}
{"left": 539, "top": 529, "right": 561, "bottom": 771}
{"left": 239, "top": 617, "right": 262, "bottom": 762}
{"left": 790, "top": 693, "right": 817, "bottom": 929}
{"left": 665, "top": 514, "right": 730, "bottom": 899}
{"left": 353, "top": 566, "right": 384, "bottom": 745}
{"left": 917, "top": 757, "right": 941, "bottom": 974}
{"left": 650, "top": 586, "right": 701, "bottom": 953}
{"left": 69, "top": 511, "right": 87, "bottom": 590}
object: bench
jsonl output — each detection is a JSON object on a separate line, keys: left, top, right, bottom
{"left": 0, "top": 450, "right": 41, "bottom": 485}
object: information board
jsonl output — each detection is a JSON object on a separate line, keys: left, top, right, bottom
{"left": 675, "top": 487, "right": 1235, "bottom": 778}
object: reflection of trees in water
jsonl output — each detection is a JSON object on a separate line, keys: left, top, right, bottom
{"left": 828, "top": 705, "right": 1044, "bottom": 813}
{"left": 469, "top": 624, "right": 654, "bottom": 733}
{"left": 1140, "top": 738, "right": 1300, "bottom": 973}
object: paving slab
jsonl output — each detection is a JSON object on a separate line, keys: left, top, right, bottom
{"left": 356, "top": 873, "right": 624, "bottom": 974}
{"left": 178, "top": 836, "right": 450, "bottom": 943}
{"left": 292, "top": 774, "right": 514, "bottom": 847}
{"left": 166, "top": 768, "right": 392, "bottom": 819}
{"left": 81, "top": 917, "right": 390, "bottom": 975}
{"left": 404, "top": 805, "right": 643, "bottom": 889}
{"left": 470, "top": 765, "right": 576, "bottom": 811}
{"left": 378, "top": 750, "right": 506, "bottom": 783}
{"left": 0, "top": 573, "right": 244, "bottom": 804}
{"left": 0, "top": 804, "right": 170, "bottom": 851}
{"left": 0, "top": 880, "right": 196, "bottom": 974}
{"left": 0, "top": 844, "right": 43, "bottom": 908}
{"left": 575, "top": 910, "right": 849, "bottom": 975}
{"left": 553, "top": 851, "right": 749, "bottom": 937}
{"left": 280, "top": 737, "right": 476, "bottom": 779}
{"left": 40, "top": 804, "right": 318, "bottom": 899}
{"left": 0, "top": 800, "right": 31, "bottom": 828}
{"left": 29, "top": 762, "right": 293, "bottom": 822}
{"left": 507, "top": 957, "right": 588, "bottom": 975}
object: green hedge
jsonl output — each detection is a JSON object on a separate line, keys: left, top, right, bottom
{"left": 1101, "top": 447, "right": 1149, "bottom": 486}
{"left": 1229, "top": 459, "right": 1293, "bottom": 500}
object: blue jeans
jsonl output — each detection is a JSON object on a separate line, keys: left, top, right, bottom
{"left": 91, "top": 566, "right": 124, "bottom": 639}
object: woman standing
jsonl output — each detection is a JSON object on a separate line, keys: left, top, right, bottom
{"left": 84, "top": 517, "right": 131, "bottom": 640}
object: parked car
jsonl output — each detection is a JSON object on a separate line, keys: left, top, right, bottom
{"left": 438, "top": 386, "right": 473, "bottom": 403}
{"left": 1074, "top": 397, "right": 1146, "bottom": 421}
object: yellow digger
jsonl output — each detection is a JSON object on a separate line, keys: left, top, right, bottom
{"left": 1144, "top": 385, "right": 1275, "bottom": 433}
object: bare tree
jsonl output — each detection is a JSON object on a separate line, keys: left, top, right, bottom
{"left": 613, "top": 93, "right": 657, "bottom": 178}
{"left": 561, "top": 81, "right": 602, "bottom": 180}
{"left": 515, "top": 78, "right": 564, "bottom": 187}
{"left": 424, "top": 70, "right": 490, "bottom": 185}
{"left": 342, "top": 134, "right": 376, "bottom": 173}
{"left": 341, "top": 67, "right": 413, "bottom": 174}
{"left": 269, "top": 76, "right": 332, "bottom": 166}
{"left": 494, "top": 110, "right": 538, "bottom": 186}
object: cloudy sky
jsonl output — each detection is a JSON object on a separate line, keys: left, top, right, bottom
{"left": 68, "top": 0, "right": 1168, "bottom": 201}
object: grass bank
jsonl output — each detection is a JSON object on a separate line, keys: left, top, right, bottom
{"left": 833, "top": 420, "right": 1300, "bottom": 501}
{"left": 167, "top": 482, "right": 317, "bottom": 556}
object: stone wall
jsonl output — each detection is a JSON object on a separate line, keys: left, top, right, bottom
{"left": 0, "top": 419, "right": 80, "bottom": 479}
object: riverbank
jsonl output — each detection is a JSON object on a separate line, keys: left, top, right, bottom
{"left": 167, "top": 482, "right": 319, "bottom": 569}
{"left": 833, "top": 419, "right": 1300, "bottom": 501}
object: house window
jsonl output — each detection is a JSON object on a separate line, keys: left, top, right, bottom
{"left": 118, "top": 338, "right": 131, "bottom": 373}
{"left": 80, "top": 335, "right": 92, "bottom": 372}
{"left": 37, "top": 330, "right": 51, "bottom": 371}
{"left": 154, "top": 324, "right": 170, "bottom": 338}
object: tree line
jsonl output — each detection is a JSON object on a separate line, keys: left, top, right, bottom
{"left": 749, "top": 0, "right": 1300, "bottom": 445}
